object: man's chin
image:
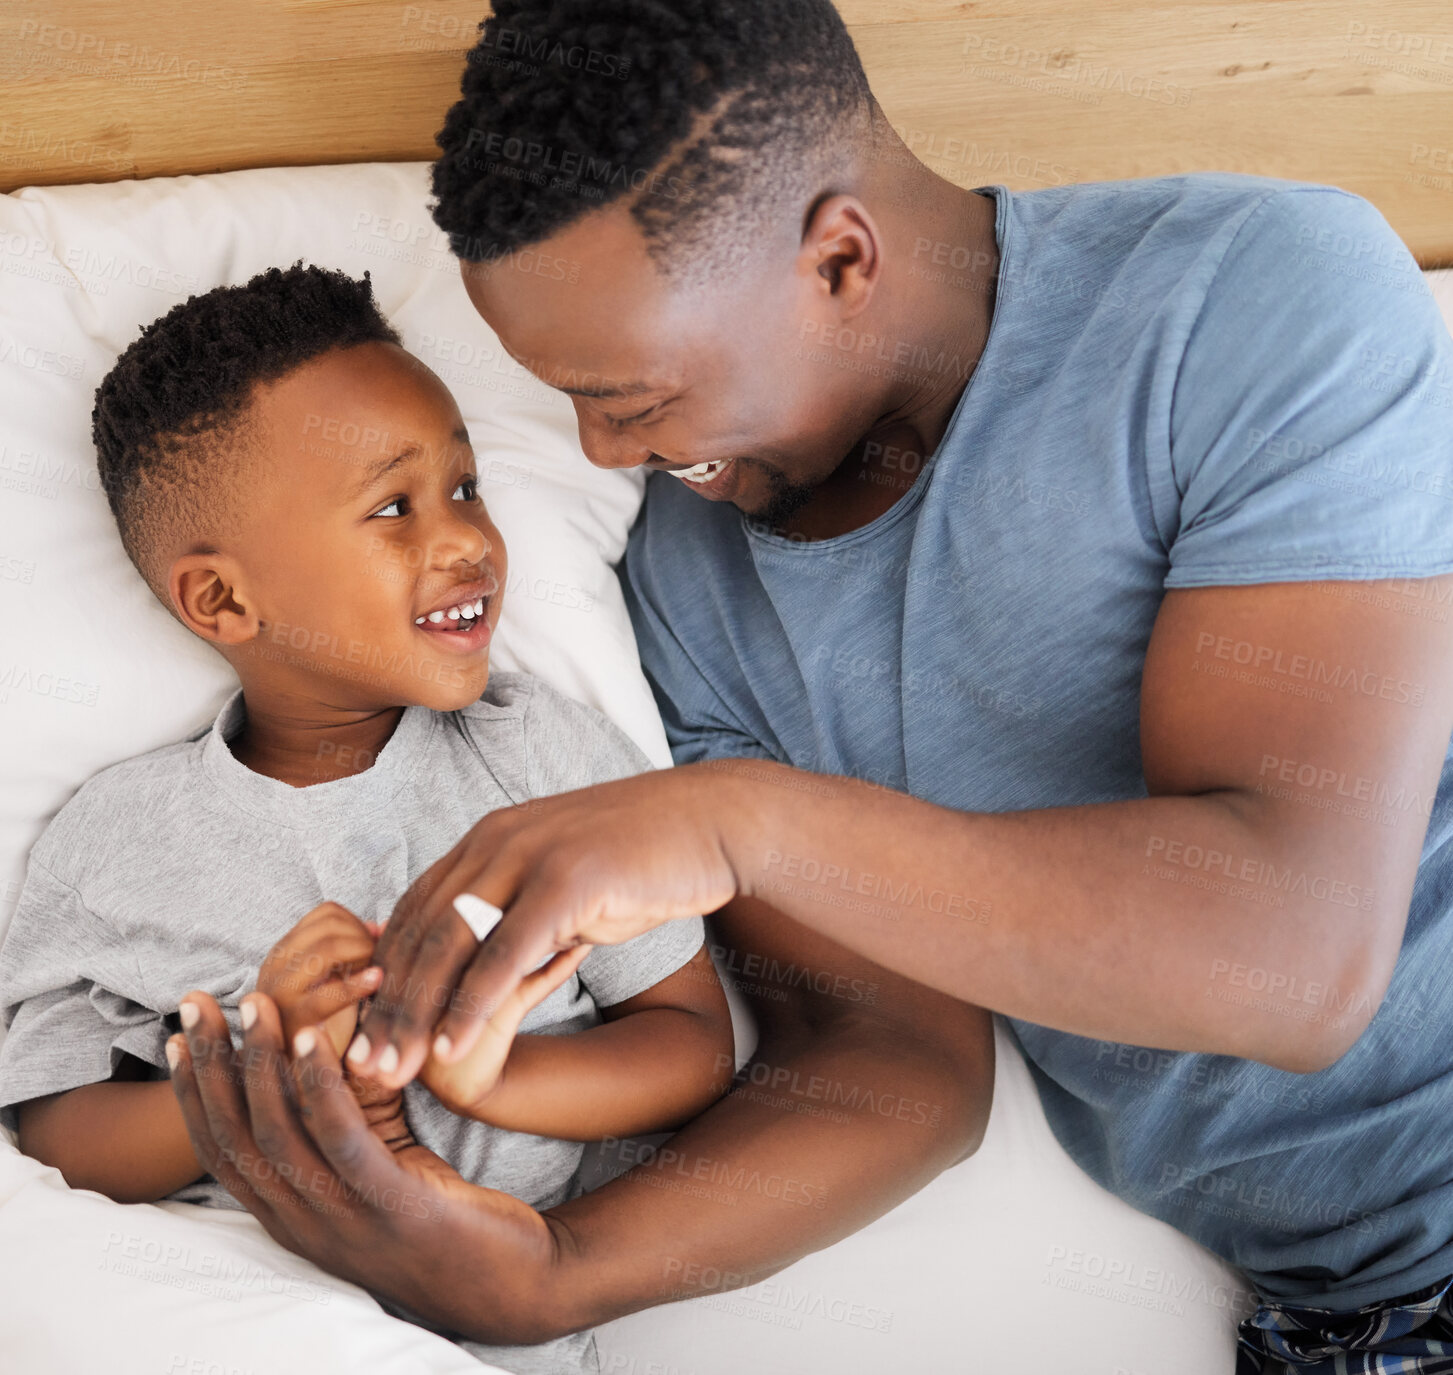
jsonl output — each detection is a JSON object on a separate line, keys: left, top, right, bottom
{"left": 746, "top": 471, "right": 817, "bottom": 528}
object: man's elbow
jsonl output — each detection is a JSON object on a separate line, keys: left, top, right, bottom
{"left": 819, "top": 1002, "right": 995, "bottom": 1165}
{"left": 1259, "top": 932, "right": 1399, "bottom": 1075}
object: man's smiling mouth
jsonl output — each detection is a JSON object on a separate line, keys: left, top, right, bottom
{"left": 668, "top": 458, "right": 736, "bottom": 487}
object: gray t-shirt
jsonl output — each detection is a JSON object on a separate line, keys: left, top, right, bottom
{"left": 0, "top": 670, "right": 705, "bottom": 1375}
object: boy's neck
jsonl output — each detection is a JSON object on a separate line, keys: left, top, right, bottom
{"left": 226, "top": 689, "right": 406, "bottom": 788}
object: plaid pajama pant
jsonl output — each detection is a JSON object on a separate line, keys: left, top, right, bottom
{"left": 1236, "top": 1275, "right": 1453, "bottom": 1373}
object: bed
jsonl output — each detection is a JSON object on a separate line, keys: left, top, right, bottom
{"left": 2, "top": 4, "right": 1451, "bottom": 1373}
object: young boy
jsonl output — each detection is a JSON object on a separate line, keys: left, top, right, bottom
{"left": 0, "top": 264, "right": 733, "bottom": 1375}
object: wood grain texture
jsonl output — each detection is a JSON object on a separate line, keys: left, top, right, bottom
{"left": 1, "top": 1, "right": 1449, "bottom": 263}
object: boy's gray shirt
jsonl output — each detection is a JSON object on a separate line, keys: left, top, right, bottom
{"left": 0, "top": 670, "right": 706, "bottom": 1375}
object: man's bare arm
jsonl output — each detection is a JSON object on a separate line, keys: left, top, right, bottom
{"left": 540, "top": 894, "right": 993, "bottom": 1333}
{"left": 699, "top": 578, "right": 1453, "bottom": 1072}
{"left": 350, "top": 576, "right": 1453, "bottom": 1084}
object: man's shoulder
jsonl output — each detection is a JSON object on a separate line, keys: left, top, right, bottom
{"left": 1009, "top": 172, "right": 1376, "bottom": 296}
{"left": 1014, "top": 170, "right": 1349, "bottom": 233}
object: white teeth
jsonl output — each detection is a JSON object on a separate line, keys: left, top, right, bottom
{"left": 675, "top": 460, "right": 726, "bottom": 485}
{"left": 418, "top": 595, "right": 488, "bottom": 628}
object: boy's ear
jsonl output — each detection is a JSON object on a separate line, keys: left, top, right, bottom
{"left": 169, "top": 553, "right": 259, "bottom": 646}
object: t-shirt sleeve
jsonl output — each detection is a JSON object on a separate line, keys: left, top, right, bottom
{"left": 619, "top": 528, "right": 780, "bottom": 767}
{"left": 1165, "top": 186, "right": 1453, "bottom": 588}
{"left": 0, "top": 858, "right": 168, "bottom": 1133}
{"left": 523, "top": 680, "right": 706, "bottom": 1008}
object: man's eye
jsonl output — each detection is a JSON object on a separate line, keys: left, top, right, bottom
{"left": 607, "top": 406, "right": 656, "bottom": 429}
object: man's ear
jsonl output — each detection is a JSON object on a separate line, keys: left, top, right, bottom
{"left": 799, "top": 194, "right": 883, "bottom": 322}
{"left": 169, "top": 553, "right": 259, "bottom": 646}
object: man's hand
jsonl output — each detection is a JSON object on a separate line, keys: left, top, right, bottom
{"left": 257, "top": 901, "right": 383, "bottom": 1057}
{"left": 168, "top": 989, "right": 571, "bottom": 1345}
{"left": 350, "top": 767, "right": 739, "bottom": 1090}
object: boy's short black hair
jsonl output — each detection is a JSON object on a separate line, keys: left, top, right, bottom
{"left": 430, "top": 0, "right": 873, "bottom": 284}
{"left": 92, "top": 262, "right": 400, "bottom": 608}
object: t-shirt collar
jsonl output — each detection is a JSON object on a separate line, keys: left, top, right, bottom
{"left": 199, "top": 686, "right": 436, "bottom": 828}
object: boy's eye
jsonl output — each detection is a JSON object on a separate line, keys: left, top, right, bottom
{"left": 453, "top": 475, "right": 479, "bottom": 501}
{"left": 373, "top": 497, "right": 406, "bottom": 519}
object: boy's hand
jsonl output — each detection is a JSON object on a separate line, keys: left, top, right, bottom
{"left": 257, "top": 902, "right": 383, "bottom": 1057}
{"left": 415, "top": 946, "right": 590, "bottom": 1121}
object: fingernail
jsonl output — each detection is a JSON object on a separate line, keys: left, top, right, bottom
{"left": 364, "top": 966, "right": 383, "bottom": 984}
{"left": 240, "top": 1000, "right": 257, "bottom": 1031}
{"left": 294, "top": 1028, "right": 317, "bottom": 1057}
{"left": 165, "top": 1038, "right": 181, "bottom": 1070}
{"left": 179, "top": 1001, "right": 199, "bottom": 1030}
{"left": 434, "top": 1034, "right": 452, "bottom": 1059}
{"left": 346, "top": 1034, "right": 370, "bottom": 1065}
{"left": 378, "top": 1044, "right": 399, "bottom": 1075}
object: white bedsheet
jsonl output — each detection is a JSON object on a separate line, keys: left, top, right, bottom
{"left": 0, "top": 1013, "right": 1252, "bottom": 1375}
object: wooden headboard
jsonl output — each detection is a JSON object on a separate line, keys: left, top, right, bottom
{"left": 2, "top": 1, "right": 1450, "bottom": 266}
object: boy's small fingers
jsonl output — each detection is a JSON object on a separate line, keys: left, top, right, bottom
{"left": 517, "top": 945, "right": 591, "bottom": 1008}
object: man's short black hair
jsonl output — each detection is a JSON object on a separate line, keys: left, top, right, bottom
{"left": 92, "top": 262, "right": 400, "bottom": 608}
{"left": 430, "top": 0, "right": 874, "bottom": 283}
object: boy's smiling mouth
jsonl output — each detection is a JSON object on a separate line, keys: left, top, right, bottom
{"left": 413, "top": 575, "right": 498, "bottom": 652}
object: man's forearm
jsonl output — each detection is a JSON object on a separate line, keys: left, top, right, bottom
{"left": 534, "top": 1010, "right": 991, "bottom": 1337}
{"left": 708, "top": 762, "right": 1403, "bottom": 1070}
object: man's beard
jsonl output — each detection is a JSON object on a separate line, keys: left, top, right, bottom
{"left": 743, "top": 460, "right": 818, "bottom": 530}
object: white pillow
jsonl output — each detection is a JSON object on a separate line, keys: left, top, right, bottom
{"left": 0, "top": 161, "right": 670, "bottom": 969}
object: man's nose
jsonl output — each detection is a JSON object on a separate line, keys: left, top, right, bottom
{"left": 575, "top": 411, "right": 654, "bottom": 470}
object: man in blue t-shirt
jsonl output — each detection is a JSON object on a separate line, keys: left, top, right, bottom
{"left": 171, "top": 4, "right": 1453, "bottom": 1369}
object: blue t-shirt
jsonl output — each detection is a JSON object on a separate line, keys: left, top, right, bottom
{"left": 619, "top": 173, "right": 1453, "bottom": 1311}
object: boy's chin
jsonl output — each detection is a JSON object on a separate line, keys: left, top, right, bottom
{"left": 413, "top": 659, "right": 492, "bottom": 712}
